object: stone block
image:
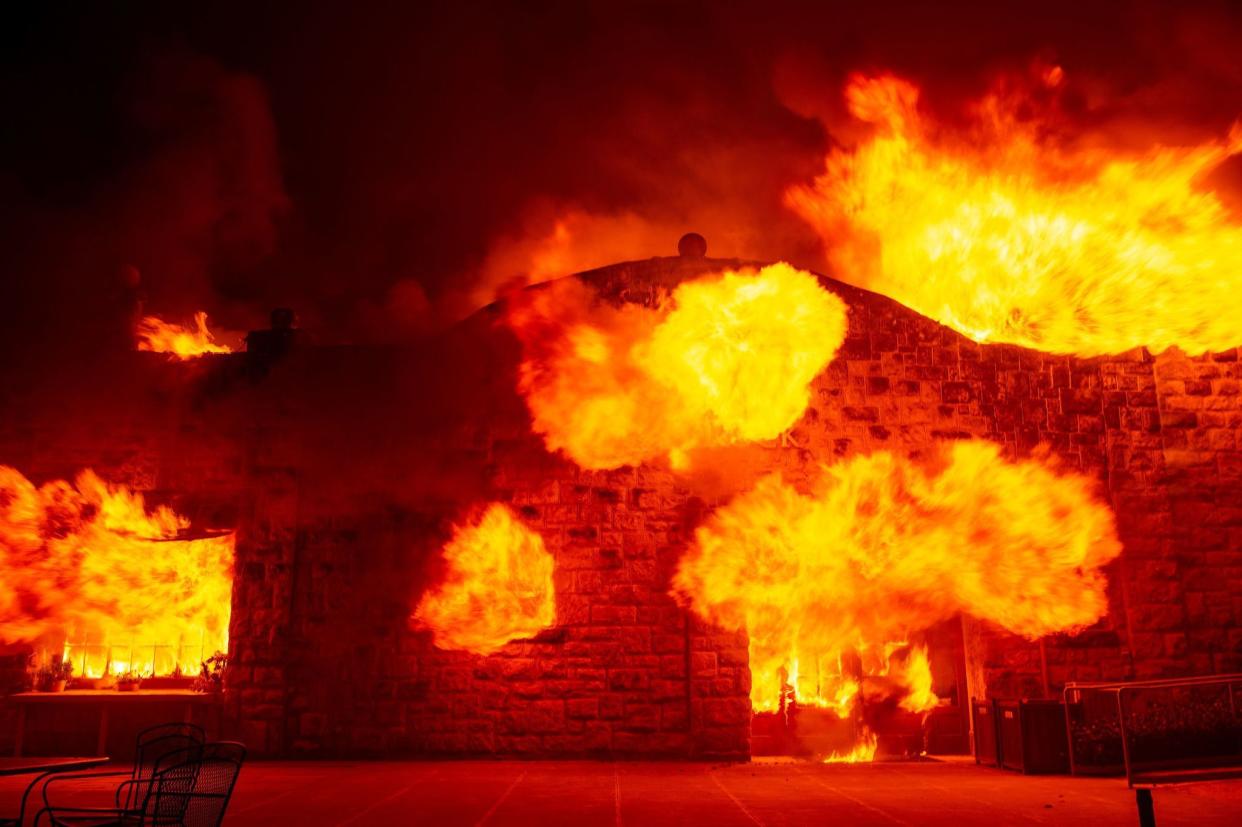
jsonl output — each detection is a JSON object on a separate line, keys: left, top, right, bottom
{"left": 567, "top": 698, "right": 599, "bottom": 719}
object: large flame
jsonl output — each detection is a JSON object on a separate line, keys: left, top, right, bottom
{"left": 788, "top": 71, "right": 1242, "bottom": 356}
{"left": 507, "top": 263, "right": 848, "bottom": 470}
{"left": 414, "top": 503, "right": 555, "bottom": 655}
{"left": 671, "top": 440, "right": 1121, "bottom": 715}
{"left": 897, "top": 645, "right": 936, "bottom": 714}
{"left": 0, "top": 466, "right": 233, "bottom": 677}
{"left": 137, "top": 312, "right": 232, "bottom": 359}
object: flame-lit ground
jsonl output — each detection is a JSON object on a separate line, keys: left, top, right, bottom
{"left": 8, "top": 759, "right": 1239, "bottom": 826}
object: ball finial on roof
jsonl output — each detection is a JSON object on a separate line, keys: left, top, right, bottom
{"left": 677, "top": 232, "right": 707, "bottom": 258}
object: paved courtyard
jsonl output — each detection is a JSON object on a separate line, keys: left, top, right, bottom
{"left": 3, "top": 758, "right": 1240, "bottom": 826}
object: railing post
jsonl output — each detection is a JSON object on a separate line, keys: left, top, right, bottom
{"left": 1117, "top": 689, "right": 1134, "bottom": 787}
{"left": 1063, "top": 684, "right": 1077, "bottom": 776}
{"left": 1135, "top": 788, "right": 1156, "bottom": 827}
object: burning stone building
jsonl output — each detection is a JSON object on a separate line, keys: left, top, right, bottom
{"left": 2, "top": 245, "right": 1239, "bottom": 761}
{"left": 2, "top": 49, "right": 1241, "bottom": 780}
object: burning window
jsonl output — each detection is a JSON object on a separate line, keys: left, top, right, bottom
{"left": 414, "top": 502, "right": 555, "bottom": 655}
{"left": 0, "top": 465, "right": 234, "bottom": 680}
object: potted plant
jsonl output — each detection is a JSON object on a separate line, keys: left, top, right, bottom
{"left": 193, "top": 652, "right": 229, "bottom": 696}
{"left": 35, "top": 658, "right": 73, "bottom": 693}
{"left": 115, "top": 670, "right": 143, "bottom": 692}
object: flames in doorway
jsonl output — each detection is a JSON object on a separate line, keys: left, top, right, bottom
{"left": 671, "top": 441, "right": 1120, "bottom": 751}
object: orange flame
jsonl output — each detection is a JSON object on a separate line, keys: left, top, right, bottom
{"left": 136, "top": 312, "right": 232, "bottom": 359}
{"left": 672, "top": 440, "right": 1121, "bottom": 716}
{"left": 897, "top": 645, "right": 938, "bottom": 714}
{"left": 0, "top": 466, "right": 233, "bottom": 677}
{"left": 414, "top": 503, "right": 555, "bottom": 655}
{"left": 823, "top": 731, "right": 878, "bottom": 764}
{"left": 788, "top": 72, "right": 1242, "bottom": 356}
{"left": 507, "top": 263, "right": 848, "bottom": 470}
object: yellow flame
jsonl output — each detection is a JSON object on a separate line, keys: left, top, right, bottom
{"left": 507, "top": 263, "right": 848, "bottom": 469}
{"left": 672, "top": 440, "right": 1121, "bottom": 715}
{"left": 897, "top": 645, "right": 938, "bottom": 714}
{"left": 137, "top": 312, "right": 232, "bottom": 359}
{"left": 414, "top": 503, "right": 555, "bottom": 655}
{"left": 788, "top": 72, "right": 1242, "bottom": 356}
{"left": 0, "top": 466, "right": 233, "bottom": 677}
{"left": 823, "top": 731, "right": 878, "bottom": 764}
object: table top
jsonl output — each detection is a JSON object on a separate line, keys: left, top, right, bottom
{"left": 8, "top": 690, "right": 213, "bottom": 704}
{"left": 0, "top": 757, "right": 110, "bottom": 777}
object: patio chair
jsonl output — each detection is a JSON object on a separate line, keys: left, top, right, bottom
{"left": 35, "top": 742, "right": 245, "bottom": 827}
{"left": 35, "top": 744, "right": 204, "bottom": 827}
{"left": 150, "top": 742, "right": 246, "bottom": 827}
{"left": 39, "top": 723, "right": 206, "bottom": 818}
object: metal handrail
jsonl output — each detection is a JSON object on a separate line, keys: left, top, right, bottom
{"left": 1065, "top": 672, "right": 1242, "bottom": 694}
{"left": 1061, "top": 673, "right": 1242, "bottom": 782}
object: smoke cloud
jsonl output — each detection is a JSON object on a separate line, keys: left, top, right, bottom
{"left": 2, "top": 0, "right": 1240, "bottom": 378}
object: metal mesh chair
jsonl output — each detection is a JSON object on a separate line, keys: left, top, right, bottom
{"left": 35, "top": 744, "right": 200, "bottom": 827}
{"left": 148, "top": 743, "right": 246, "bottom": 827}
{"left": 35, "top": 741, "right": 244, "bottom": 827}
{"left": 120, "top": 724, "right": 208, "bottom": 813}
{"left": 34, "top": 723, "right": 206, "bottom": 825}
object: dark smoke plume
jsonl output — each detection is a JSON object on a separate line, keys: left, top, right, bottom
{"left": 2, "top": 0, "right": 1240, "bottom": 381}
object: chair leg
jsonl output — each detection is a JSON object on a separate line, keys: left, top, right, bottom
{"left": 1135, "top": 788, "right": 1156, "bottom": 827}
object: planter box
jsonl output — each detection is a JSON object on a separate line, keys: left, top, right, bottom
{"left": 971, "top": 699, "right": 999, "bottom": 766}
{"left": 996, "top": 699, "right": 1069, "bottom": 774}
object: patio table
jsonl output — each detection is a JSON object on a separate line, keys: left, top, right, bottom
{"left": 0, "top": 757, "right": 110, "bottom": 827}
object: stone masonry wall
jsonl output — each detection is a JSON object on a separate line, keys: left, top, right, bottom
{"left": 2, "top": 256, "right": 1240, "bottom": 760}
{"left": 574, "top": 258, "right": 1242, "bottom": 703}
{"left": 226, "top": 338, "right": 750, "bottom": 758}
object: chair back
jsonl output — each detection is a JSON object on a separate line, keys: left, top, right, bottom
{"left": 148, "top": 742, "right": 246, "bottom": 827}
{"left": 138, "top": 745, "right": 205, "bottom": 825}
{"left": 125, "top": 723, "right": 207, "bottom": 811}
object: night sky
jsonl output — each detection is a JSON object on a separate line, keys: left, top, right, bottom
{"left": 2, "top": 1, "right": 1240, "bottom": 377}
